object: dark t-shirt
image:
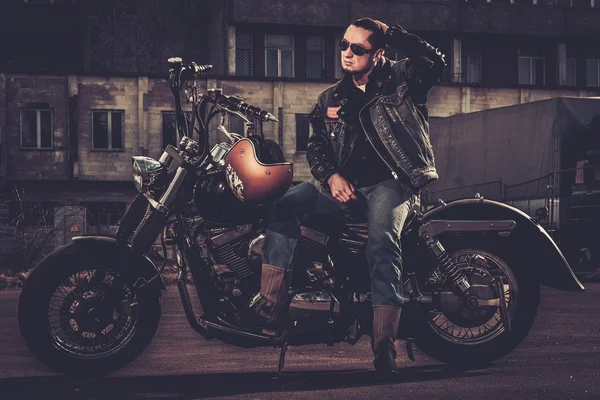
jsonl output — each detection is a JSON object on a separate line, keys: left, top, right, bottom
{"left": 339, "top": 81, "right": 391, "bottom": 188}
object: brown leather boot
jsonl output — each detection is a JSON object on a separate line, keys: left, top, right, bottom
{"left": 371, "top": 305, "right": 402, "bottom": 379}
{"left": 218, "top": 264, "right": 289, "bottom": 335}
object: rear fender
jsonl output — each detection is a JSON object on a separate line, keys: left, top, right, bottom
{"left": 422, "top": 198, "right": 584, "bottom": 292}
{"left": 30, "top": 236, "right": 166, "bottom": 291}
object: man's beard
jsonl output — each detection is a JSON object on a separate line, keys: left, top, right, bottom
{"left": 342, "top": 60, "right": 374, "bottom": 77}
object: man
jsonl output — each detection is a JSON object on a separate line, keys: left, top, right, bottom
{"left": 220, "top": 17, "right": 445, "bottom": 379}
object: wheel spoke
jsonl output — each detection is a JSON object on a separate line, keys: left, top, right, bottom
{"left": 46, "top": 268, "right": 138, "bottom": 358}
{"left": 427, "top": 248, "right": 518, "bottom": 344}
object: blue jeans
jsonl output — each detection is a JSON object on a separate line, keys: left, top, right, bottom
{"left": 262, "top": 178, "right": 417, "bottom": 307}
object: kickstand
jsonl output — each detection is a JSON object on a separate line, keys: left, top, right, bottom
{"left": 275, "top": 341, "right": 289, "bottom": 378}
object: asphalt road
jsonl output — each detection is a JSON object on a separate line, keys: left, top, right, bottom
{"left": 0, "top": 284, "right": 598, "bottom": 400}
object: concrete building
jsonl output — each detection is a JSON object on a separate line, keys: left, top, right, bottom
{"left": 1, "top": 0, "right": 600, "bottom": 263}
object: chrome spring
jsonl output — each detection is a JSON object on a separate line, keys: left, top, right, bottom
{"left": 116, "top": 194, "right": 149, "bottom": 245}
{"left": 424, "top": 235, "right": 471, "bottom": 294}
{"left": 130, "top": 204, "right": 167, "bottom": 256}
{"left": 436, "top": 251, "right": 465, "bottom": 288}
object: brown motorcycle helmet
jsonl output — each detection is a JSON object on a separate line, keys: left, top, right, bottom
{"left": 223, "top": 136, "right": 293, "bottom": 205}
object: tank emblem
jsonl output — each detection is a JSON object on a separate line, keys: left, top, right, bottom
{"left": 226, "top": 163, "right": 245, "bottom": 201}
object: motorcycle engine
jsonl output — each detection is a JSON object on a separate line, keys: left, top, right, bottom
{"left": 200, "top": 224, "right": 263, "bottom": 302}
{"left": 203, "top": 223, "right": 342, "bottom": 334}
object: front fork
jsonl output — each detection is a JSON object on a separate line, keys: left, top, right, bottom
{"left": 102, "top": 163, "right": 190, "bottom": 313}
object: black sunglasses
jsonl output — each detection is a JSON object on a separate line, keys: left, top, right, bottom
{"left": 338, "top": 38, "right": 373, "bottom": 57}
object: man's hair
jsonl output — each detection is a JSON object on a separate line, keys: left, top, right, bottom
{"left": 350, "top": 18, "right": 386, "bottom": 50}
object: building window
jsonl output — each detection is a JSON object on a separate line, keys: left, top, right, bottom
{"left": 236, "top": 31, "right": 253, "bottom": 77}
{"left": 306, "top": 36, "right": 325, "bottom": 79}
{"left": 92, "top": 110, "right": 123, "bottom": 150}
{"left": 518, "top": 49, "right": 545, "bottom": 86}
{"left": 571, "top": 0, "right": 592, "bottom": 7}
{"left": 295, "top": 114, "right": 311, "bottom": 152}
{"left": 83, "top": 202, "right": 126, "bottom": 227}
{"left": 9, "top": 202, "right": 56, "bottom": 227}
{"left": 462, "top": 51, "right": 482, "bottom": 84}
{"left": 586, "top": 59, "right": 600, "bottom": 87}
{"left": 20, "top": 109, "right": 52, "bottom": 149}
{"left": 266, "top": 34, "right": 294, "bottom": 78}
{"left": 566, "top": 58, "right": 576, "bottom": 86}
{"left": 162, "top": 111, "right": 192, "bottom": 148}
{"left": 334, "top": 32, "right": 344, "bottom": 80}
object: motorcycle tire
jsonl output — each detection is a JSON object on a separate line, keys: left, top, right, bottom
{"left": 18, "top": 250, "right": 162, "bottom": 376}
{"left": 414, "top": 235, "right": 540, "bottom": 367}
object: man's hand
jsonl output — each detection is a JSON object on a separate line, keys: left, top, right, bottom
{"left": 327, "top": 173, "right": 357, "bottom": 203}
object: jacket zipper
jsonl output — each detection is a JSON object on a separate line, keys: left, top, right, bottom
{"left": 358, "top": 96, "right": 399, "bottom": 181}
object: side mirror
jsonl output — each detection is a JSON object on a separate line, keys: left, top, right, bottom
{"left": 534, "top": 206, "right": 548, "bottom": 223}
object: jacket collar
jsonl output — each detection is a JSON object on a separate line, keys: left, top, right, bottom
{"left": 332, "top": 57, "right": 394, "bottom": 102}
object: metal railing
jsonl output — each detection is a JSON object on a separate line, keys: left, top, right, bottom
{"left": 423, "top": 163, "right": 600, "bottom": 230}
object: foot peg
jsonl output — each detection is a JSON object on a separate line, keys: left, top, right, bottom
{"left": 406, "top": 338, "right": 416, "bottom": 361}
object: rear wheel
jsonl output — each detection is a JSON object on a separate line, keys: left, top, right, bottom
{"left": 415, "top": 237, "right": 540, "bottom": 366}
{"left": 18, "top": 254, "right": 162, "bottom": 376}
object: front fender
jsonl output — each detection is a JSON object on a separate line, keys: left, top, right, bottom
{"left": 64, "top": 236, "right": 167, "bottom": 291}
{"left": 423, "top": 198, "right": 584, "bottom": 292}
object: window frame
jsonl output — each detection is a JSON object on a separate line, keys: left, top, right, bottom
{"left": 264, "top": 34, "right": 295, "bottom": 78}
{"left": 20, "top": 108, "right": 53, "bottom": 150}
{"left": 585, "top": 58, "right": 600, "bottom": 88}
{"left": 565, "top": 57, "right": 577, "bottom": 87}
{"left": 518, "top": 50, "right": 546, "bottom": 86}
{"left": 461, "top": 50, "right": 483, "bottom": 84}
{"left": 161, "top": 111, "right": 192, "bottom": 149}
{"left": 306, "top": 35, "right": 325, "bottom": 79}
{"left": 83, "top": 202, "right": 127, "bottom": 227}
{"left": 91, "top": 109, "right": 124, "bottom": 151}
{"left": 333, "top": 31, "right": 344, "bottom": 80}
{"left": 235, "top": 30, "right": 254, "bottom": 77}
{"left": 9, "top": 201, "right": 57, "bottom": 227}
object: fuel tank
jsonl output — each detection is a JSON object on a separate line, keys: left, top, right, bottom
{"left": 193, "top": 168, "right": 269, "bottom": 224}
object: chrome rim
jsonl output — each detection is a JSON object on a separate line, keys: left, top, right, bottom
{"left": 427, "top": 249, "right": 518, "bottom": 345}
{"left": 47, "top": 268, "right": 138, "bottom": 358}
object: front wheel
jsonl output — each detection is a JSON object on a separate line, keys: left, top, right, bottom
{"left": 415, "top": 237, "right": 540, "bottom": 366}
{"left": 18, "top": 252, "right": 162, "bottom": 376}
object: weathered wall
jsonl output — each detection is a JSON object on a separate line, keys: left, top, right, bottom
{"left": 4, "top": 75, "right": 69, "bottom": 180}
{"left": 2, "top": 73, "right": 599, "bottom": 184}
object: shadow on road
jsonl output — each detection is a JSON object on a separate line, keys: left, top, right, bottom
{"left": 0, "top": 364, "right": 489, "bottom": 399}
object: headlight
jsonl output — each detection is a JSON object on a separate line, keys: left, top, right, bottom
{"left": 132, "top": 156, "right": 166, "bottom": 194}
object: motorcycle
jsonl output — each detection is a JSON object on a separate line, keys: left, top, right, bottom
{"left": 18, "top": 58, "right": 585, "bottom": 376}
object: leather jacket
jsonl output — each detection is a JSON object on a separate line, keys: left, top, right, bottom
{"left": 307, "top": 25, "right": 446, "bottom": 191}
